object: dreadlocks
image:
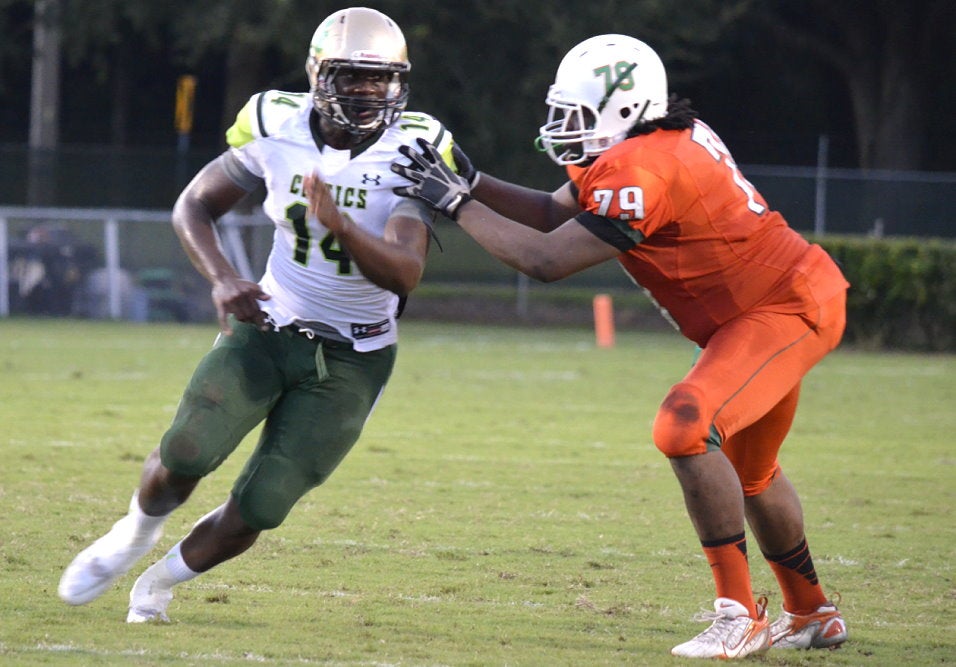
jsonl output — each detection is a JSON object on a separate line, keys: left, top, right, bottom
{"left": 628, "top": 94, "right": 698, "bottom": 137}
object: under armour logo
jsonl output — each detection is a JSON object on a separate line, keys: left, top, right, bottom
{"left": 362, "top": 173, "right": 382, "bottom": 185}
{"left": 351, "top": 319, "right": 390, "bottom": 339}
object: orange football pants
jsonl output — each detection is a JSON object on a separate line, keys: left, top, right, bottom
{"left": 652, "top": 290, "right": 846, "bottom": 495}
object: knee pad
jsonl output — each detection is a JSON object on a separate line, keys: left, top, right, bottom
{"left": 160, "top": 426, "right": 225, "bottom": 478}
{"left": 652, "top": 382, "right": 712, "bottom": 458}
{"left": 233, "top": 454, "right": 317, "bottom": 531}
{"left": 159, "top": 378, "right": 244, "bottom": 477}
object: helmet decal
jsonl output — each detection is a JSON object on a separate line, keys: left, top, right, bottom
{"left": 596, "top": 62, "right": 637, "bottom": 113}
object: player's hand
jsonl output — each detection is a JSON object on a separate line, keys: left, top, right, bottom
{"left": 211, "top": 276, "right": 271, "bottom": 335}
{"left": 391, "top": 138, "right": 473, "bottom": 220}
{"left": 452, "top": 143, "right": 480, "bottom": 188}
{"left": 303, "top": 171, "right": 349, "bottom": 236}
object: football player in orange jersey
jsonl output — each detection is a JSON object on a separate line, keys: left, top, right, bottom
{"left": 390, "top": 34, "right": 849, "bottom": 660}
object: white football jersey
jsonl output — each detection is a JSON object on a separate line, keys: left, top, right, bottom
{"left": 225, "top": 90, "right": 454, "bottom": 351}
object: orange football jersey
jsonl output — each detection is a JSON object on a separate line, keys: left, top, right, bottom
{"left": 569, "top": 120, "right": 848, "bottom": 346}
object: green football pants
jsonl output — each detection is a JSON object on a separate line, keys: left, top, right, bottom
{"left": 159, "top": 320, "right": 396, "bottom": 530}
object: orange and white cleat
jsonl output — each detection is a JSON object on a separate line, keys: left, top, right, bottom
{"left": 770, "top": 599, "right": 847, "bottom": 649}
{"left": 671, "top": 596, "right": 771, "bottom": 659}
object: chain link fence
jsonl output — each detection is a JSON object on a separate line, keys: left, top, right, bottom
{"left": 1, "top": 145, "right": 953, "bottom": 322}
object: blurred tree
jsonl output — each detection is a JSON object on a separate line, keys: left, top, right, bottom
{"left": 751, "top": 0, "right": 956, "bottom": 169}
{"left": 5, "top": 0, "right": 953, "bottom": 172}
{"left": 58, "top": 0, "right": 180, "bottom": 145}
{"left": 0, "top": 0, "right": 39, "bottom": 141}
{"left": 28, "top": 0, "right": 314, "bottom": 145}
{"left": 0, "top": 0, "right": 31, "bottom": 92}
{"left": 161, "top": 0, "right": 316, "bottom": 140}
{"left": 390, "top": 0, "right": 751, "bottom": 187}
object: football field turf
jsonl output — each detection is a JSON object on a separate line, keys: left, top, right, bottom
{"left": 1, "top": 318, "right": 953, "bottom": 665}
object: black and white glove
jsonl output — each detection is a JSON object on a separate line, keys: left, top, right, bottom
{"left": 452, "top": 143, "right": 480, "bottom": 188}
{"left": 391, "top": 138, "right": 473, "bottom": 220}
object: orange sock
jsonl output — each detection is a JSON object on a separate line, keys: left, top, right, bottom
{"left": 701, "top": 532, "right": 756, "bottom": 617}
{"left": 764, "top": 538, "right": 827, "bottom": 614}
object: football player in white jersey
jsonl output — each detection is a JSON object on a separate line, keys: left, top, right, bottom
{"left": 58, "top": 7, "right": 457, "bottom": 623}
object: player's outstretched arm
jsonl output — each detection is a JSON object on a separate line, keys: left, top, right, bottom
{"left": 451, "top": 142, "right": 579, "bottom": 232}
{"left": 392, "top": 140, "right": 618, "bottom": 282}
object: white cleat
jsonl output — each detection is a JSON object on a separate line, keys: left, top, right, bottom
{"left": 127, "top": 561, "right": 175, "bottom": 623}
{"left": 770, "top": 599, "right": 847, "bottom": 649}
{"left": 671, "top": 596, "right": 770, "bottom": 659}
{"left": 58, "top": 514, "right": 163, "bottom": 606}
{"left": 126, "top": 605, "right": 171, "bottom": 624}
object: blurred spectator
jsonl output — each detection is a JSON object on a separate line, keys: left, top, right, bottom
{"left": 8, "top": 224, "right": 97, "bottom": 315}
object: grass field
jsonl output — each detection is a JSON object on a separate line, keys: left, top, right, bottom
{"left": 0, "top": 317, "right": 953, "bottom": 666}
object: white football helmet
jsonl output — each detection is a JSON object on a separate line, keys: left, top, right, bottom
{"left": 537, "top": 34, "right": 668, "bottom": 165}
{"left": 306, "top": 7, "right": 410, "bottom": 134}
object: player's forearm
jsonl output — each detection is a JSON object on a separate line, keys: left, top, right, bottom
{"left": 471, "top": 174, "right": 567, "bottom": 232}
{"left": 352, "top": 249, "right": 424, "bottom": 296}
{"left": 455, "top": 201, "right": 561, "bottom": 282}
{"left": 335, "top": 222, "right": 425, "bottom": 296}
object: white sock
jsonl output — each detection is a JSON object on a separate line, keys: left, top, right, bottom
{"left": 126, "top": 490, "right": 170, "bottom": 542}
{"left": 135, "top": 541, "right": 200, "bottom": 597}
{"left": 162, "top": 541, "right": 201, "bottom": 583}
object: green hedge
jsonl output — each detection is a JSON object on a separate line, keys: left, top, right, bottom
{"left": 817, "top": 236, "right": 956, "bottom": 351}
{"left": 418, "top": 227, "right": 956, "bottom": 352}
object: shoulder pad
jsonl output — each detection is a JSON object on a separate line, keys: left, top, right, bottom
{"left": 392, "top": 112, "right": 455, "bottom": 168}
{"left": 225, "top": 90, "right": 311, "bottom": 148}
